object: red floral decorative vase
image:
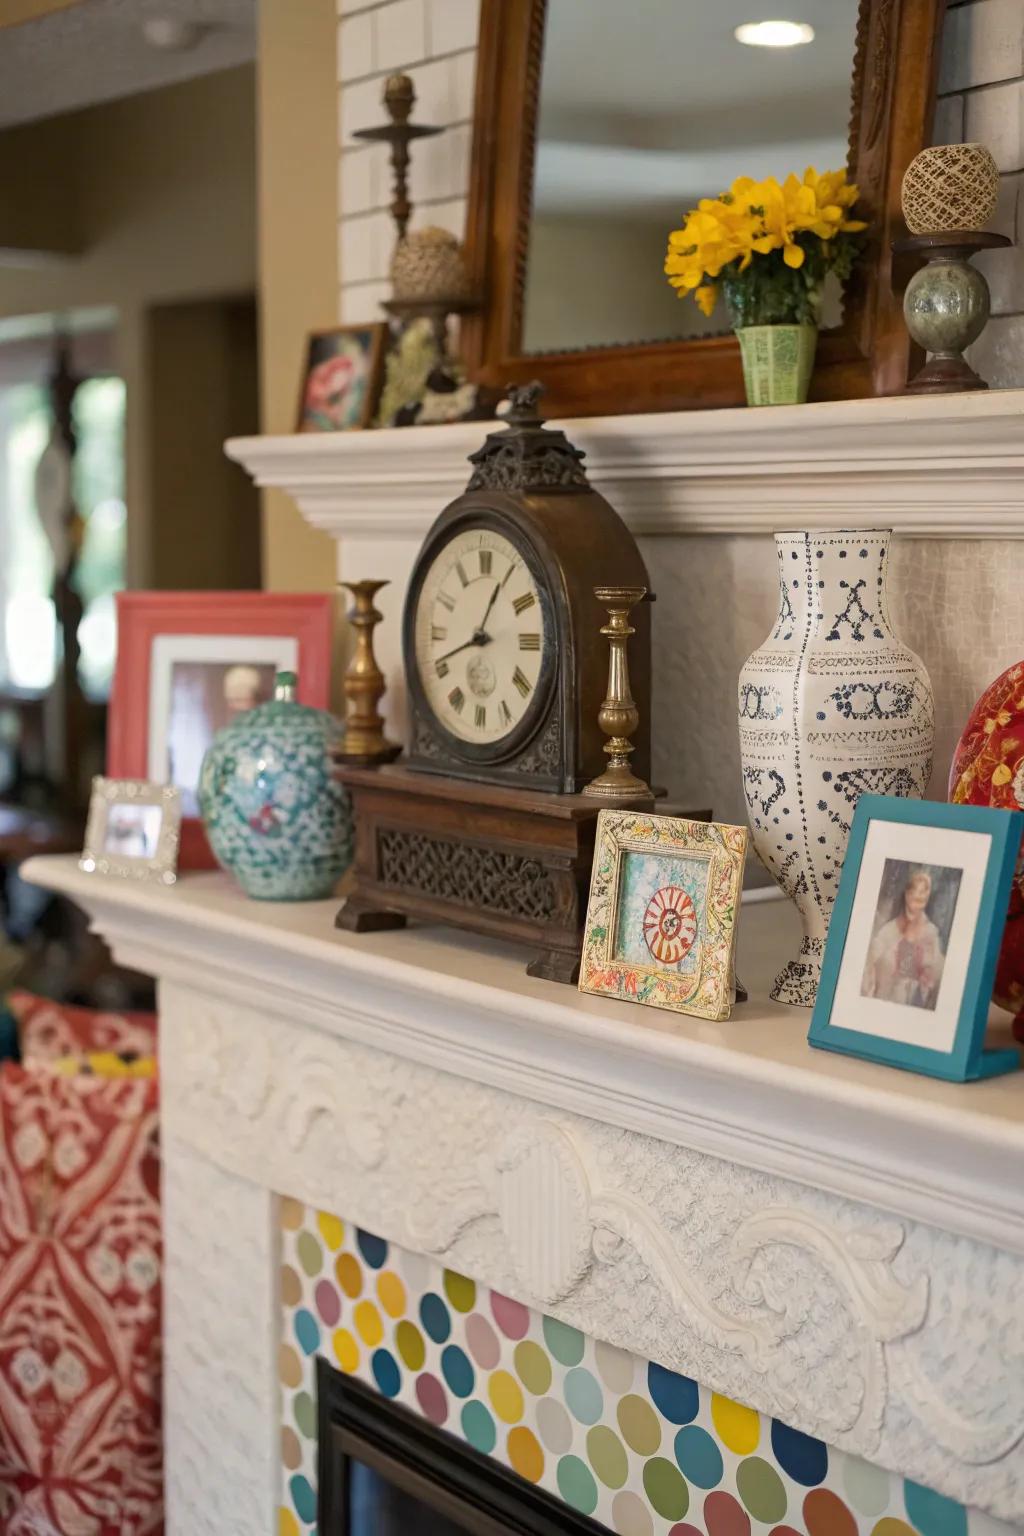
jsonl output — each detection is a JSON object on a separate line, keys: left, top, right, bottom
{"left": 949, "top": 660, "right": 1024, "bottom": 1038}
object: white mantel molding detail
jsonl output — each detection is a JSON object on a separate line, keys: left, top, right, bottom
{"left": 227, "top": 389, "right": 1024, "bottom": 541}
{"left": 21, "top": 858, "right": 1024, "bottom": 1529}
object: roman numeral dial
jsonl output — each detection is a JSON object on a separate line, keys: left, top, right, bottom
{"left": 413, "top": 527, "right": 548, "bottom": 747}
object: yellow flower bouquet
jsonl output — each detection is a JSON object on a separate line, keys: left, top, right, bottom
{"left": 665, "top": 167, "right": 867, "bottom": 403}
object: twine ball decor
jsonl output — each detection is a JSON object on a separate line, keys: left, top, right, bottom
{"left": 901, "top": 143, "right": 1000, "bottom": 234}
{"left": 390, "top": 226, "right": 471, "bottom": 303}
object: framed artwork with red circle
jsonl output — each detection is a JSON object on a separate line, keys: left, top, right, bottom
{"left": 578, "top": 810, "right": 747, "bottom": 1021}
{"left": 108, "top": 592, "right": 334, "bottom": 870}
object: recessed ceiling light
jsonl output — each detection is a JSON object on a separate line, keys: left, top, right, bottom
{"left": 734, "top": 20, "right": 815, "bottom": 47}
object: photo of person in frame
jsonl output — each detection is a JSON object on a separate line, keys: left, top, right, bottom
{"left": 166, "top": 661, "right": 277, "bottom": 815}
{"left": 861, "top": 859, "right": 962, "bottom": 1011}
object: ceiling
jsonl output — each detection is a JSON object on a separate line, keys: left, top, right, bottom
{"left": 535, "top": 0, "right": 858, "bottom": 218}
{"left": 0, "top": 0, "right": 256, "bottom": 130}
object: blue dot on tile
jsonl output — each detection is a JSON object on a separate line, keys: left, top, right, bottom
{"left": 771, "top": 1419, "right": 828, "bottom": 1487}
{"left": 904, "top": 1480, "right": 968, "bottom": 1536}
{"left": 420, "top": 1292, "right": 451, "bottom": 1344}
{"left": 647, "top": 1361, "right": 699, "bottom": 1424}
{"left": 441, "top": 1343, "right": 475, "bottom": 1398}
{"left": 675, "top": 1424, "right": 723, "bottom": 1488}
{"left": 356, "top": 1229, "right": 388, "bottom": 1268}
{"left": 462, "top": 1400, "right": 497, "bottom": 1453}
{"left": 293, "top": 1308, "right": 320, "bottom": 1357}
{"left": 564, "top": 1367, "right": 603, "bottom": 1425}
{"left": 290, "top": 1474, "right": 316, "bottom": 1523}
{"left": 372, "top": 1348, "right": 401, "bottom": 1398}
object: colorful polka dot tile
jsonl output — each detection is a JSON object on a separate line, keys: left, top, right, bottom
{"left": 277, "top": 1201, "right": 1015, "bottom": 1536}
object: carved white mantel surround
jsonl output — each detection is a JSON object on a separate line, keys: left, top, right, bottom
{"left": 21, "top": 854, "right": 1024, "bottom": 1534}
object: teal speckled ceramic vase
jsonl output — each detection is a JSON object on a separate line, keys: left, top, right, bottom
{"left": 198, "top": 670, "right": 353, "bottom": 900}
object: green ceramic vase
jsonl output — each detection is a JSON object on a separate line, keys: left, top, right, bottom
{"left": 198, "top": 670, "right": 353, "bottom": 901}
{"left": 735, "top": 323, "right": 818, "bottom": 406}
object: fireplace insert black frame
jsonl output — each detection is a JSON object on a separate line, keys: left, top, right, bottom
{"left": 317, "top": 1358, "right": 606, "bottom": 1535}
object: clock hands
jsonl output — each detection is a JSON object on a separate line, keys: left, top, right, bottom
{"left": 433, "top": 632, "right": 492, "bottom": 665}
{"left": 433, "top": 581, "right": 504, "bottom": 664}
{"left": 477, "top": 580, "right": 502, "bottom": 634}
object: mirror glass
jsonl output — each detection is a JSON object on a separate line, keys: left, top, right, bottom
{"left": 522, "top": 0, "right": 860, "bottom": 353}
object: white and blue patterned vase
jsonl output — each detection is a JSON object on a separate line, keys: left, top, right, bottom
{"left": 739, "top": 529, "right": 933, "bottom": 1006}
{"left": 198, "top": 671, "right": 353, "bottom": 901}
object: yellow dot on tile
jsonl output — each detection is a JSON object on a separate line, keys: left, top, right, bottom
{"left": 489, "top": 1369, "right": 525, "bottom": 1424}
{"left": 354, "top": 1299, "right": 383, "bottom": 1346}
{"left": 278, "top": 1507, "right": 300, "bottom": 1536}
{"left": 317, "top": 1212, "right": 344, "bottom": 1251}
{"left": 279, "top": 1197, "right": 304, "bottom": 1231}
{"left": 507, "top": 1425, "right": 544, "bottom": 1483}
{"left": 332, "top": 1328, "right": 359, "bottom": 1373}
{"left": 377, "top": 1271, "right": 406, "bottom": 1319}
{"left": 335, "top": 1253, "right": 363, "bottom": 1299}
{"left": 711, "top": 1392, "right": 760, "bottom": 1454}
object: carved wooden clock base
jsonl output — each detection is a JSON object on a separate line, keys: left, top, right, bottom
{"left": 335, "top": 764, "right": 687, "bottom": 984}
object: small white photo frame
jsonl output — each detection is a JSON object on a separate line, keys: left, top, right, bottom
{"left": 80, "top": 776, "right": 182, "bottom": 885}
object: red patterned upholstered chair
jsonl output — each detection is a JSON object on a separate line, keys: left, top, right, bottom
{"left": 0, "top": 995, "right": 162, "bottom": 1535}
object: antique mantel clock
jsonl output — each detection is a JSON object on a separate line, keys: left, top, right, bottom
{"left": 335, "top": 385, "right": 653, "bottom": 982}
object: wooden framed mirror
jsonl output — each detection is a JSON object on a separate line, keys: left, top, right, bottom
{"left": 463, "top": 0, "right": 949, "bottom": 417}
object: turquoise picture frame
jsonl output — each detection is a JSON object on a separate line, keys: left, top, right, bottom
{"left": 809, "top": 795, "right": 1023, "bottom": 1082}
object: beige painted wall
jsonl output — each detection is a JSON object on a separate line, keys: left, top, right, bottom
{"left": 257, "top": 0, "right": 339, "bottom": 593}
{"left": 0, "top": 65, "right": 258, "bottom": 586}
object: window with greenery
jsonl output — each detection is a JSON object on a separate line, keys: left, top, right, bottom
{"left": 0, "top": 370, "right": 126, "bottom": 700}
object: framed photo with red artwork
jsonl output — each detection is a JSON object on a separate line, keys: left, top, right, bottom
{"left": 108, "top": 592, "right": 334, "bottom": 870}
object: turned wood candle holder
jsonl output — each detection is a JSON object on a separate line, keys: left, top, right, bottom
{"left": 583, "top": 586, "right": 652, "bottom": 801}
{"left": 893, "top": 229, "right": 1012, "bottom": 393}
{"left": 335, "top": 580, "right": 401, "bottom": 767}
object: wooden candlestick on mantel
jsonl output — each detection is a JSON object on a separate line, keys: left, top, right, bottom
{"left": 583, "top": 586, "right": 652, "bottom": 800}
{"left": 335, "top": 580, "right": 401, "bottom": 767}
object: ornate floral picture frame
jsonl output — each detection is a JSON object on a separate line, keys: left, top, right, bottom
{"left": 579, "top": 811, "right": 748, "bottom": 1021}
{"left": 80, "top": 777, "right": 182, "bottom": 885}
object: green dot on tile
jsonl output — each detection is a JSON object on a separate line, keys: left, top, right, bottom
{"left": 643, "top": 1456, "right": 689, "bottom": 1521}
{"left": 543, "top": 1315, "right": 585, "bottom": 1366}
{"left": 557, "top": 1455, "right": 598, "bottom": 1515}
{"left": 586, "top": 1425, "right": 628, "bottom": 1489}
{"left": 737, "top": 1456, "right": 787, "bottom": 1523}
{"left": 296, "top": 1230, "right": 323, "bottom": 1278}
{"left": 293, "top": 1390, "right": 316, "bottom": 1439}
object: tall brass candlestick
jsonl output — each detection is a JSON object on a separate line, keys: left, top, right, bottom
{"left": 337, "top": 580, "right": 401, "bottom": 766}
{"left": 583, "top": 585, "right": 652, "bottom": 800}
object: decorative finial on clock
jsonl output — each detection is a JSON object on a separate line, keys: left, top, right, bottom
{"left": 506, "top": 380, "right": 545, "bottom": 423}
{"left": 583, "top": 586, "right": 652, "bottom": 801}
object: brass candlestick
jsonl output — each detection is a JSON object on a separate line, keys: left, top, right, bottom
{"left": 583, "top": 586, "right": 652, "bottom": 800}
{"left": 352, "top": 74, "right": 443, "bottom": 244}
{"left": 336, "top": 580, "right": 401, "bottom": 766}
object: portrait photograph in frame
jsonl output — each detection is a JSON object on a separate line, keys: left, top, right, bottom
{"left": 296, "top": 323, "right": 388, "bottom": 432}
{"left": 578, "top": 810, "right": 747, "bottom": 1022}
{"left": 108, "top": 592, "right": 333, "bottom": 869}
{"left": 80, "top": 777, "right": 182, "bottom": 885}
{"left": 809, "top": 795, "right": 1024, "bottom": 1081}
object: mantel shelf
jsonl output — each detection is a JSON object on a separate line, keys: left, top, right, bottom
{"left": 24, "top": 854, "right": 1024, "bottom": 1258}
{"left": 226, "top": 388, "right": 1024, "bottom": 540}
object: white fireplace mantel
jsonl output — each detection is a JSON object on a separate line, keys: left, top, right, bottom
{"left": 227, "top": 388, "right": 1024, "bottom": 542}
{"left": 21, "top": 855, "right": 1024, "bottom": 1533}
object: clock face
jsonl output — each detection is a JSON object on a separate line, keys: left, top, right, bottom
{"left": 413, "top": 525, "right": 549, "bottom": 748}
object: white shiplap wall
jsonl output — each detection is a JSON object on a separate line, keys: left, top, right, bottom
{"left": 336, "top": 0, "right": 480, "bottom": 324}
{"left": 335, "top": 0, "right": 1024, "bottom": 385}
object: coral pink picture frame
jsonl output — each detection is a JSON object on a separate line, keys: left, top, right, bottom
{"left": 108, "top": 592, "right": 334, "bottom": 870}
